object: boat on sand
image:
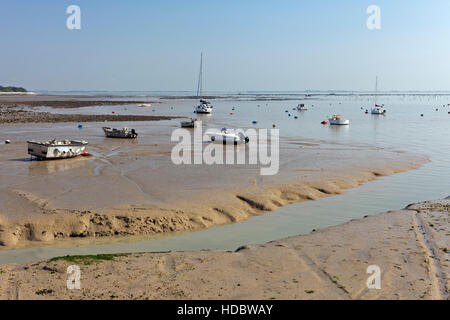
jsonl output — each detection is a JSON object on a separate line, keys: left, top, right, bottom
{"left": 370, "top": 77, "right": 387, "bottom": 115}
{"left": 27, "top": 140, "right": 88, "bottom": 160}
{"left": 181, "top": 118, "right": 200, "bottom": 128}
{"left": 208, "top": 128, "right": 249, "bottom": 145}
{"left": 103, "top": 127, "right": 138, "bottom": 138}
{"left": 194, "top": 53, "right": 213, "bottom": 114}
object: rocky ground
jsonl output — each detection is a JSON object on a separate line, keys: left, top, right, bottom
{"left": 0, "top": 109, "right": 179, "bottom": 124}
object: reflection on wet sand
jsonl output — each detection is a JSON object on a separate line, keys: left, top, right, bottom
{"left": 27, "top": 157, "right": 89, "bottom": 175}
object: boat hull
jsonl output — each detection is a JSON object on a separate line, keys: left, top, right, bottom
{"left": 329, "top": 120, "right": 349, "bottom": 125}
{"left": 27, "top": 141, "right": 88, "bottom": 160}
{"left": 195, "top": 108, "right": 212, "bottom": 114}
{"left": 181, "top": 120, "right": 200, "bottom": 128}
{"left": 103, "top": 127, "right": 138, "bottom": 138}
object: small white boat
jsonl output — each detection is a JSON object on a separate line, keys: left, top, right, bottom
{"left": 329, "top": 114, "right": 349, "bottom": 125}
{"left": 103, "top": 127, "right": 138, "bottom": 138}
{"left": 195, "top": 99, "right": 213, "bottom": 114}
{"left": 27, "top": 140, "right": 88, "bottom": 160}
{"left": 209, "top": 128, "right": 249, "bottom": 145}
{"left": 371, "top": 104, "right": 386, "bottom": 114}
{"left": 296, "top": 104, "right": 308, "bottom": 111}
{"left": 181, "top": 118, "right": 200, "bottom": 128}
{"left": 137, "top": 102, "right": 152, "bottom": 108}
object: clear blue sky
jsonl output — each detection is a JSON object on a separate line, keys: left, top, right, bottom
{"left": 1, "top": 0, "right": 450, "bottom": 91}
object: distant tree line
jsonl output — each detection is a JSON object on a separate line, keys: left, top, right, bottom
{"left": 0, "top": 86, "right": 27, "bottom": 92}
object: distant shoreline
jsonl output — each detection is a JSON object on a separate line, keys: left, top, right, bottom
{"left": 0, "top": 92, "right": 37, "bottom": 95}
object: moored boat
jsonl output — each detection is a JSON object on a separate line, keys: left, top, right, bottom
{"left": 194, "top": 53, "right": 214, "bottom": 114}
{"left": 181, "top": 118, "right": 200, "bottom": 128}
{"left": 137, "top": 103, "right": 152, "bottom": 108}
{"left": 371, "top": 104, "right": 386, "bottom": 114}
{"left": 195, "top": 100, "right": 213, "bottom": 114}
{"left": 27, "top": 140, "right": 88, "bottom": 160}
{"left": 296, "top": 103, "right": 308, "bottom": 111}
{"left": 103, "top": 127, "right": 138, "bottom": 138}
{"left": 208, "top": 128, "right": 250, "bottom": 145}
{"left": 370, "top": 77, "right": 387, "bottom": 115}
{"left": 329, "top": 114, "right": 349, "bottom": 125}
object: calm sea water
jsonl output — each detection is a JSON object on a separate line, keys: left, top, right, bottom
{"left": 0, "top": 93, "right": 449, "bottom": 263}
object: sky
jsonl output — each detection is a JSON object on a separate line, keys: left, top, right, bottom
{"left": 1, "top": 0, "right": 450, "bottom": 92}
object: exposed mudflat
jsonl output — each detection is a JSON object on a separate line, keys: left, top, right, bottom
{"left": 0, "top": 109, "right": 179, "bottom": 124}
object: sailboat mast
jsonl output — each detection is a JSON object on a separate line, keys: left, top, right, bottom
{"left": 196, "top": 52, "right": 203, "bottom": 100}
{"left": 374, "top": 76, "right": 378, "bottom": 106}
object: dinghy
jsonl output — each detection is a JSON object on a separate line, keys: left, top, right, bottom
{"left": 208, "top": 128, "right": 249, "bottom": 145}
{"left": 102, "top": 127, "right": 138, "bottom": 138}
{"left": 27, "top": 140, "right": 88, "bottom": 160}
{"left": 181, "top": 118, "right": 200, "bottom": 128}
{"left": 296, "top": 104, "right": 308, "bottom": 111}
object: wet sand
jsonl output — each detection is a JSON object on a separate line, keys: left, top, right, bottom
{"left": 0, "top": 129, "right": 426, "bottom": 249}
{"left": 0, "top": 94, "right": 427, "bottom": 249}
{"left": 1, "top": 198, "right": 448, "bottom": 300}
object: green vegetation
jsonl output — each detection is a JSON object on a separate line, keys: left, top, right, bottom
{"left": 35, "top": 289, "right": 53, "bottom": 295}
{"left": 0, "top": 85, "right": 27, "bottom": 92}
{"left": 49, "top": 253, "right": 129, "bottom": 265}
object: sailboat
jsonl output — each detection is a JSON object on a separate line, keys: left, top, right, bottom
{"left": 195, "top": 53, "right": 213, "bottom": 114}
{"left": 371, "top": 76, "right": 386, "bottom": 115}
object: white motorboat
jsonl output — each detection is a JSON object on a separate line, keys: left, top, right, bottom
{"left": 329, "top": 114, "right": 349, "bottom": 125}
{"left": 181, "top": 118, "right": 200, "bottom": 128}
{"left": 296, "top": 103, "right": 308, "bottom": 111}
{"left": 137, "top": 103, "right": 152, "bottom": 108}
{"left": 208, "top": 128, "right": 249, "bottom": 145}
{"left": 103, "top": 127, "right": 138, "bottom": 138}
{"left": 194, "top": 53, "right": 213, "bottom": 114}
{"left": 27, "top": 139, "right": 88, "bottom": 160}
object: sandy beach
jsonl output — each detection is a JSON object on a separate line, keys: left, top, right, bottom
{"left": 2, "top": 0, "right": 450, "bottom": 305}
{"left": 0, "top": 95, "right": 429, "bottom": 250}
{"left": 1, "top": 197, "right": 447, "bottom": 300}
